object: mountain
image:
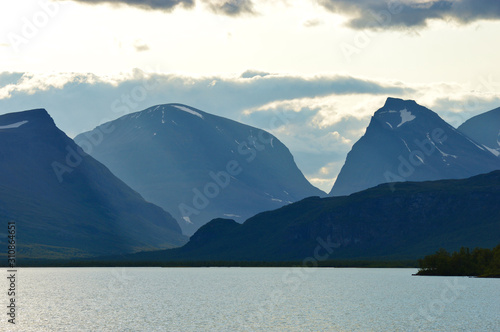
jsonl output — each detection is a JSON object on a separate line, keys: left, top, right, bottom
{"left": 458, "top": 107, "right": 500, "bottom": 157}
{"left": 125, "top": 170, "right": 500, "bottom": 262}
{"left": 0, "top": 109, "right": 187, "bottom": 259}
{"left": 75, "top": 104, "right": 324, "bottom": 235}
{"left": 329, "top": 97, "right": 500, "bottom": 196}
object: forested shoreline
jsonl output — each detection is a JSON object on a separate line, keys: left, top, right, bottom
{"left": 417, "top": 244, "right": 500, "bottom": 277}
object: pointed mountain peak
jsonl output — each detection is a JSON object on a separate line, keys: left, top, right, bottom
{"left": 381, "top": 97, "right": 418, "bottom": 110}
{"left": 372, "top": 98, "right": 441, "bottom": 130}
{"left": 329, "top": 98, "right": 500, "bottom": 196}
{"left": 375, "top": 98, "right": 430, "bottom": 117}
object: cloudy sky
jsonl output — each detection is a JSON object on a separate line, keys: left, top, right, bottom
{"left": 1, "top": 0, "right": 500, "bottom": 191}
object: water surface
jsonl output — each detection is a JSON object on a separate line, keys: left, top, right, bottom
{"left": 5, "top": 267, "right": 499, "bottom": 331}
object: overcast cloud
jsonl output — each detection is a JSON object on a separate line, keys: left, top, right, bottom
{"left": 62, "top": 0, "right": 500, "bottom": 26}
{"left": 318, "top": 0, "right": 500, "bottom": 30}
{"left": 204, "top": 0, "right": 256, "bottom": 16}
{"left": 67, "top": 0, "right": 194, "bottom": 11}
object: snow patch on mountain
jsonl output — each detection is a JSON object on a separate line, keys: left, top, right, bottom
{"left": 483, "top": 145, "right": 500, "bottom": 157}
{"left": 426, "top": 133, "right": 457, "bottom": 159}
{"left": 401, "top": 139, "right": 411, "bottom": 152}
{"left": 0, "top": 120, "right": 28, "bottom": 129}
{"left": 173, "top": 105, "right": 204, "bottom": 119}
{"left": 224, "top": 214, "right": 242, "bottom": 218}
{"left": 397, "top": 109, "right": 415, "bottom": 127}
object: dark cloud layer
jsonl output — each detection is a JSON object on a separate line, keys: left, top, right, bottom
{"left": 318, "top": 0, "right": 500, "bottom": 30}
{"left": 204, "top": 0, "right": 256, "bottom": 16}
{"left": 59, "top": 0, "right": 500, "bottom": 24}
{"left": 70, "top": 0, "right": 194, "bottom": 11}
{"left": 68, "top": 0, "right": 256, "bottom": 16}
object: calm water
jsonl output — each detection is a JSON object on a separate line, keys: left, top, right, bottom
{"left": 3, "top": 267, "right": 499, "bottom": 331}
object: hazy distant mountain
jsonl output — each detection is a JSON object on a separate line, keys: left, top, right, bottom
{"left": 0, "top": 109, "right": 187, "bottom": 259}
{"left": 75, "top": 104, "right": 324, "bottom": 235}
{"left": 125, "top": 170, "right": 500, "bottom": 262}
{"left": 458, "top": 107, "right": 500, "bottom": 157}
{"left": 329, "top": 98, "right": 500, "bottom": 196}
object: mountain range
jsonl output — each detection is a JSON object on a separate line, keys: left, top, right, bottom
{"left": 1, "top": 98, "right": 499, "bottom": 262}
{"left": 75, "top": 104, "right": 324, "bottom": 235}
{"left": 0, "top": 109, "right": 187, "bottom": 259}
{"left": 329, "top": 98, "right": 500, "bottom": 196}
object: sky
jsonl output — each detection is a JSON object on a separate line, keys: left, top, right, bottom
{"left": 1, "top": 0, "right": 500, "bottom": 192}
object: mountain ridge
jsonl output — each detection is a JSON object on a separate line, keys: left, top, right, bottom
{"left": 329, "top": 97, "right": 500, "bottom": 196}
{"left": 0, "top": 108, "right": 187, "bottom": 259}
{"left": 75, "top": 103, "right": 324, "bottom": 235}
{"left": 458, "top": 106, "right": 500, "bottom": 157}
{"left": 120, "top": 170, "right": 500, "bottom": 262}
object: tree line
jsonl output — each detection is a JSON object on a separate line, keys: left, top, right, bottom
{"left": 417, "top": 244, "right": 500, "bottom": 277}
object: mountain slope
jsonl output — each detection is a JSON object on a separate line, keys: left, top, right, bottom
{"left": 458, "top": 107, "right": 500, "bottom": 157}
{"left": 75, "top": 104, "right": 324, "bottom": 235}
{"left": 126, "top": 170, "right": 500, "bottom": 262}
{"left": 329, "top": 98, "right": 500, "bottom": 196}
{"left": 0, "top": 109, "right": 187, "bottom": 259}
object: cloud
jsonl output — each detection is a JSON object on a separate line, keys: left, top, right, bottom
{"left": 240, "top": 70, "right": 271, "bottom": 78}
{"left": 67, "top": 0, "right": 195, "bottom": 12}
{"left": 204, "top": 0, "right": 256, "bottom": 16}
{"left": 0, "top": 72, "right": 24, "bottom": 89}
{"left": 318, "top": 0, "right": 500, "bottom": 30}
{"left": 240, "top": 97, "right": 374, "bottom": 189}
{"left": 303, "top": 18, "right": 322, "bottom": 27}
{"left": 133, "top": 40, "right": 150, "bottom": 52}
{"left": 66, "top": 0, "right": 256, "bottom": 16}
{"left": 431, "top": 95, "right": 500, "bottom": 127}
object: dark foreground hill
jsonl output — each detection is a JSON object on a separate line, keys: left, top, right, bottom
{"left": 0, "top": 109, "right": 187, "bottom": 259}
{"left": 123, "top": 170, "right": 500, "bottom": 262}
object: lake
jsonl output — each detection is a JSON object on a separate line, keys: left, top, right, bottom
{"left": 4, "top": 267, "right": 499, "bottom": 331}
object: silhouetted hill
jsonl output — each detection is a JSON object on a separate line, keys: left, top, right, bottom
{"left": 125, "top": 170, "right": 500, "bottom": 262}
